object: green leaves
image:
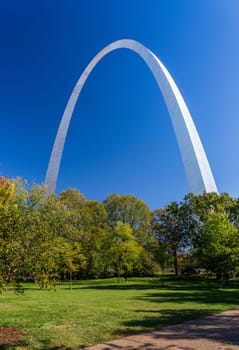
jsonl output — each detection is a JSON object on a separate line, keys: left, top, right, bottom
{"left": 152, "top": 201, "right": 193, "bottom": 275}
{"left": 1, "top": 175, "right": 239, "bottom": 289}
{"left": 197, "top": 212, "right": 239, "bottom": 277}
{"left": 107, "top": 221, "right": 143, "bottom": 281}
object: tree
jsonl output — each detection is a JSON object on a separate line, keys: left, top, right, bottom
{"left": 0, "top": 177, "right": 27, "bottom": 288}
{"left": 29, "top": 195, "right": 79, "bottom": 288}
{"left": 107, "top": 221, "right": 143, "bottom": 282}
{"left": 104, "top": 193, "right": 156, "bottom": 275}
{"left": 196, "top": 211, "right": 239, "bottom": 280}
{"left": 184, "top": 192, "right": 237, "bottom": 233}
{"left": 152, "top": 201, "right": 193, "bottom": 275}
{"left": 79, "top": 200, "right": 109, "bottom": 278}
{"left": 184, "top": 192, "right": 239, "bottom": 260}
{"left": 154, "top": 242, "right": 170, "bottom": 275}
{"left": 0, "top": 177, "right": 16, "bottom": 207}
{"left": 103, "top": 193, "right": 151, "bottom": 241}
{"left": 59, "top": 191, "right": 109, "bottom": 278}
{"left": 58, "top": 188, "right": 86, "bottom": 211}
{"left": 57, "top": 240, "right": 86, "bottom": 289}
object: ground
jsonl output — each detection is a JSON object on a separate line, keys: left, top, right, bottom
{"left": 0, "top": 327, "right": 23, "bottom": 346}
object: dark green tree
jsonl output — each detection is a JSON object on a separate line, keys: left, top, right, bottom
{"left": 152, "top": 201, "right": 193, "bottom": 275}
{"left": 196, "top": 211, "right": 239, "bottom": 280}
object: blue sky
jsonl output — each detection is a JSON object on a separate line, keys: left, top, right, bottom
{"left": 0, "top": 0, "right": 239, "bottom": 209}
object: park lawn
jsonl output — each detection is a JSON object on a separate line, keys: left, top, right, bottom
{"left": 0, "top": 276, "right": 239, "bottom": 349}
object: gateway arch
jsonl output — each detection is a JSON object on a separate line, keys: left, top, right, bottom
{"left": 45, "top": 39, "right": 218, "bottom": 195}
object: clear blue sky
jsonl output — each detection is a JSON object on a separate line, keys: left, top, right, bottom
{"left": 0, "top": 0, "right": 239, "bottom": 209}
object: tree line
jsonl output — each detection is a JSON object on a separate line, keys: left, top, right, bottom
{"left": 1, "top": 176, "right": 239, "bottom": 292}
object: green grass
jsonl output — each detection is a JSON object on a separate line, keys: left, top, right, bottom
{"left": 1, "top": 276, "right": 239, "bottom": 349}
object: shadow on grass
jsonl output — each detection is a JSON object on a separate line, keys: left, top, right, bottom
{"left": 134, "top": 287, "right": 239, "bottom": 304}
{"left": 37, "top": 339, "right": 73, "bottom": 350}
{"left": 0, "top": 345, "right": 75, "bottom": 350}
{"left": 117, "top": 308, "right": 212, "bottom": 334}
{"left": 0, "top": 340, "right": 75, "bottom": 350}
{"left": 111, "top": 309, "right": 239, "bottom": 347}
{"left": 158, "top": 311, "right": 239, "bottom": 345}
{"left": 15, "top": 276, "right": 239, "bottom": 292}
{"left": 76, "top": 276, "right": 239, "bottom": 292}
{"left": 107, "top": 281, "right": 239, "bottom": 344}
{"left": 3, "top": 277, "right": 239, "bottom": 349}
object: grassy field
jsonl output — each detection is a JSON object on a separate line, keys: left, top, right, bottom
{"left": 1, "top": 276, "right": 239, "bottom": 349}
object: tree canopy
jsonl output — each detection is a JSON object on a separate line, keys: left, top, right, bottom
{"left": 1, "top": 177, "right": 239, "bottom": 291}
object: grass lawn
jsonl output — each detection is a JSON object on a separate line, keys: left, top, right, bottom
{"left": 1, "top": 276, "right": 239, "bottom": 349}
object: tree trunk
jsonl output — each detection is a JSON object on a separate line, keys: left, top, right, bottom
{"left": 161, "top": 268, "right": 165, "bottom": 287}
{"left": 173, "top": 251, "right": 178, "bottom": 275}
{"left": 70, "top": 271, "right": 72, "bottom": 290}
{"left": 124, "top": 268, "right": 128, "bottom": 282}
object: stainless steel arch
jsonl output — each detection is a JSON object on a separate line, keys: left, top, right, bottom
{"left": 45, "top": 39, "right": 218, "bottom": 195}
